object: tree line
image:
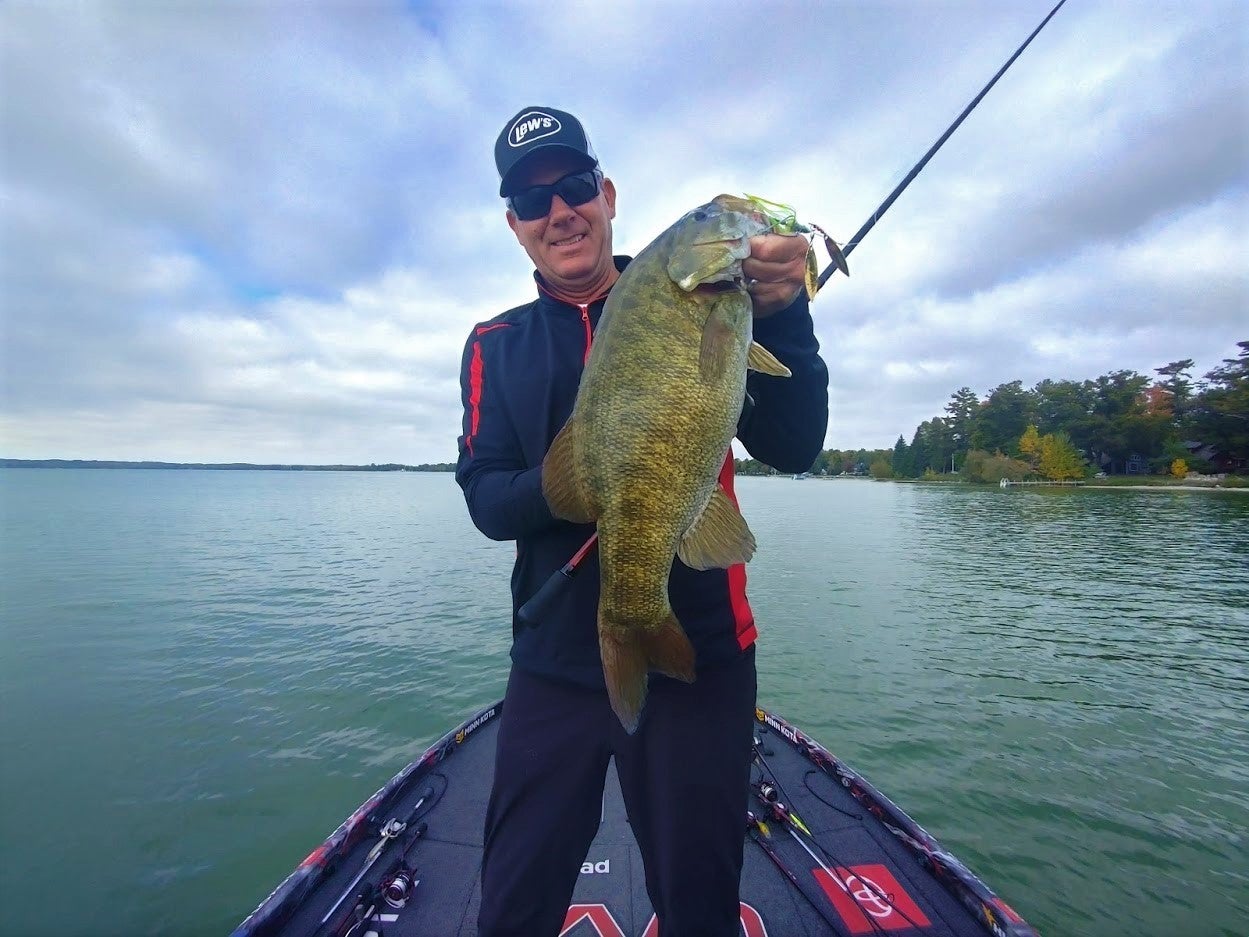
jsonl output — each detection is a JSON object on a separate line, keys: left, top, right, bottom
{"left": 891, "top": 341, "right": 1247, "bottom": 481}
{"left": 735, "top": 341, "right": 1247, "bottom": 482}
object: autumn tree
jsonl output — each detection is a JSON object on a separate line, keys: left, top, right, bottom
{"left": 1039, "top": 432, "right": 1087, "bottom": 481}
{"left": 1018, "top": 424, "right": 1042, "bottom": 470}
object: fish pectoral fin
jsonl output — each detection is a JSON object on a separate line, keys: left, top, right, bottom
{"left": 600, "top": 612, "right": 695, "bottom": 734}
{"left": 747, "top": 342, "right": 791, "bottom": 377}
{"left": 677, "top": 485, "right": 757, "bottom": 570}
{"left": 698, "top": 308, "right": 739, "bottom": 381}
{"left": 541, "top": 420, "right": 596, "bottom": 524}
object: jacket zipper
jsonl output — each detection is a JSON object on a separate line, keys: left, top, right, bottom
{"left": 578, "top": 304, "right": 592, "bottom": 365}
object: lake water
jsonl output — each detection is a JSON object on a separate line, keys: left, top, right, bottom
{"left": 1, "top": 469, "right": 1246, "bottom": 937}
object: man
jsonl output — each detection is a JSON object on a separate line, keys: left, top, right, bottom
{"left": 456, "top": 106, "right": 829, "bottom": 937}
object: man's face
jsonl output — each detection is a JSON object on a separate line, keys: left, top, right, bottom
{"left": 505, "top": 152, "right": 617, "bottom": 296}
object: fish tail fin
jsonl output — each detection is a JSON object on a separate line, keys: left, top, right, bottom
{"left": 600, "top": 627, "right": 649, "bottom": 735}
{"left": 641, "top": 613, "right": 697, "bottom": 684}
{"left": 600, "top": 612, "right": 696, "bottom": 734}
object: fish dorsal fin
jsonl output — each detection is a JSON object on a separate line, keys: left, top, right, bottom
{"left": 677, "top": 485, "right": 756, "bottom": 570}
{"left": 747, "top": 342, "right": 791, "bottom": 377}
{"left": 541, "top": 419, "right": 597, "bottom": 524}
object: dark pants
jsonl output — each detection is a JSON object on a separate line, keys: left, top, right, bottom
{"left": 477, "top": 646, "right": 758, "bottom": 937}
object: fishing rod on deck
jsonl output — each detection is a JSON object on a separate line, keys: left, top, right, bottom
{"left": 816, "top": 0, "right": 1068, "bottom": 289}
{"left": 518, "top": 0, "right": 1067, "bottom": 625}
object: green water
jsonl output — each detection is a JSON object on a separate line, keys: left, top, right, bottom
{"left": 1, "top": 469, "right": 1246, "bottom": 936}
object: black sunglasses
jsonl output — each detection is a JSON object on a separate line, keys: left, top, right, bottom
{"left": 507, "top": 169, "right": 603, "bottom": 221}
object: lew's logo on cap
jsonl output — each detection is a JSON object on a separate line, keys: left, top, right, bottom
{"left": 508, "top": 110, "right": 561, "bottom": 147}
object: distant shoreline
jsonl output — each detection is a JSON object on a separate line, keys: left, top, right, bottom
{"left": 1080, "top": 483, "right": 1248, "bottom": 493}
{"left": 0, "top": 459, "right": 455, "bottom": 472}
{"left": 891, "top": 476, "right": 1247, "bottom": 493}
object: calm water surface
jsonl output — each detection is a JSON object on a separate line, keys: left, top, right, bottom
{"left": 1, "top": 470, "right": 1246, "bottom": 937}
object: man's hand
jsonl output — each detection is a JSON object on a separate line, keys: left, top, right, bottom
{"left": 744, "top": 233, "right": 808, "bottom": 319}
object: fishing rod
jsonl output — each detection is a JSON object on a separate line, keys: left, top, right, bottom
{"left": 750, "top": 781, "right": 899, "bottom": 935}
{"left": 816, "top": 0, "right": 1068, "bottom": 289}
{"left": 750, "top": 742, "right": 929, "bottom": 935}
{"left": 319, "top": 818, "right": 429, "bottom": 937}
{"left": 518, "top": 3, "right": 1067, "bottom": 624}
{"left": 751, "top": 784, "right": 905, "bottom": 937}
{"left": 746, "top": 810, "right": 851, "bottom": 935}
{"left": 517, "top": 530, "right": 598, "bottom": 626}
{"left": 320, "top": 787, "right": 434, "bottom": 924}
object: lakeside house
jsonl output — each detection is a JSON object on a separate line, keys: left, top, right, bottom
{"left": 1182, "top": 440, "right": 1246, "bottom": 475}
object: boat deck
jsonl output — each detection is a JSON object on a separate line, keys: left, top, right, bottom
{"left": 233, "top": 702, "right": 1036, "bottom": 937}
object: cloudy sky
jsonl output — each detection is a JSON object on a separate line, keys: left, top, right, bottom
{"left": 2, "top": 0, "right": 1245, "bottom": 464}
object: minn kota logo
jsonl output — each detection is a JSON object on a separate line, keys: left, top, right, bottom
{"left": 455, "top": 707, "right": 496, "bottom": 744}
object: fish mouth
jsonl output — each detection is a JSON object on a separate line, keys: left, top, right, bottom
{"left": 694, "top": 276, "right": 745, "bottom": 295}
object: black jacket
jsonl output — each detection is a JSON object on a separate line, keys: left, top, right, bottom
{"left": 456, "top": 256, "right": 828, "bottom": 688}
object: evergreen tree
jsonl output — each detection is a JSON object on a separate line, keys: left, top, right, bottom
{"left": 1085, "top": 370, "right": 1152, "bottom": 472}
{"left": 971, "top": 381, "right": 1034, "bottom": 455}
{"left": 1154, "top": 359, "right": 1196, "bottom": 420}
{"left": 943, "top": 387, "right": 980, "bottom": 458}
{"left": 891, "top": 435, "right": 914, "bottom": 478}
{"left": 1034, "top": 378, "right": 1096, "bottom": 450}
{"left": 1190, "top": 341, "right": 1249, "bottom": 468}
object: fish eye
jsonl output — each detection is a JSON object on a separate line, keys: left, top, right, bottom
{"left": 692, "top": 211, "right": 707, "bottom": 221}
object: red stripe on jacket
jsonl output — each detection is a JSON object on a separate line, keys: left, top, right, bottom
{"left": 465, "top": 324, "right": 512, "bottom": 457}
{"left": 717, "top": 453, "right": 756, "bottom": 648}
{"left": 466, "top": 341, "right": 484, "bottom": 456}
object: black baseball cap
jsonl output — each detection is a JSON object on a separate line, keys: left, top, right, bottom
{"left": 495, "top": 106, "right": 599, "bottom": 197}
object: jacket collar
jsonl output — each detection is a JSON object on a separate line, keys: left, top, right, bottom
{"left": 533, "top": 255, "right": 631, "bottom": 312}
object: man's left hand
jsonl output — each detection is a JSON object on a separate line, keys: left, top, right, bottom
{"left": 744, "top": 233, "right": 808, "bottom": 319}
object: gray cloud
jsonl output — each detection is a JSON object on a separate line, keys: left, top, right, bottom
{"left": 2, "top": 0, "right": 1245, "bottom": 463}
